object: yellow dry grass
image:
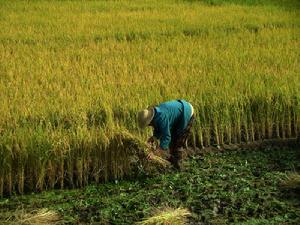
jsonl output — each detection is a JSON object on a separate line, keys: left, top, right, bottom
{"left": 280, "top": 173, "right": 300, "bottom": 190}
{"left": 1, "top": 208, "right": 60, "bottom": 225}
{"left": 136, "top": 207, "right": 191, "bottom": 225}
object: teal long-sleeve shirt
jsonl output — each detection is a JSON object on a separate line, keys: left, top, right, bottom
{"left": 152, "top": 100, "right": 193, "bottom": 150}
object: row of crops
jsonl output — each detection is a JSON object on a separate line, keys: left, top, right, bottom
{"left": 0, "top": 0, "right": 299, "bottom": 195}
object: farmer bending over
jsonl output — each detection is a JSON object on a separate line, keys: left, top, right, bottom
{"left": 137, "top": 99, "right": 195, "bottom": 170}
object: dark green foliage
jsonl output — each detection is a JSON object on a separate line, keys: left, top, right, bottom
{"left": 1, "top": 147, "right": 299, "bottom": 224}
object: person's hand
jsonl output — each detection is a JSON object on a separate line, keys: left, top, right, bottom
{"left": 154, "top": 147, "right": 164, "bottom": 157}
{"left": 147, "top": 147, "right": 165, "bottom": 160}
{"left": 147, "top": 136, "right": 155, "bottom": 144}
{"left": 147, "top": 136, "right": 157, "bottom": 149}
{"left": 146, "top": 151, "right": 155, "bottom": 160}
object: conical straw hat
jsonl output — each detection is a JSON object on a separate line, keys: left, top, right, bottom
{"left": 137, "top": 108, "right": 155, "bottom": 129}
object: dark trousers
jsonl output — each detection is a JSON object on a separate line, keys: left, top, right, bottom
{"left": 169, "top": 115, "right": 195, "bottom": 166}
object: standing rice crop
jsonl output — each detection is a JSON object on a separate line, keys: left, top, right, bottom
{"left": 0, "top": 0, "right": 299, "bottom": 195}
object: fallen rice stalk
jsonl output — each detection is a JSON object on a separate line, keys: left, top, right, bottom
{"left": 116, "top": 130, "right": 171, "bottom": 167}
{"left": 15, "top": 208, "right": 60, "bottom": 225}
{"left": 136, "top": 207, "right": 191, "bottom": 225}
{"left": 279, "top": 173, "right": 300, "bottom": 190}
{"left": 148, "top": 154, "right": 171, "bottom": 168}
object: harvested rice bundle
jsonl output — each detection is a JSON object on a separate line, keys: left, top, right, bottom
{"left": 147, "top": 153, "right": 171, "bottom": 168}
{"left": 136, "top": 207, "right": 191, "bottom": 225}
{"left": 114, "top": 129, "right": 171, "bottom": 168}
{"left": 10, "top": 208, "right": 60, "bottom": 225}
{"left": 279, "top": 173, "right": 300, "bottom": 190}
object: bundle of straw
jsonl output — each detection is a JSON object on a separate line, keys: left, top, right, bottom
{"left": 115, "top": 130, "right": 171, "bottom": 168}
{"left": 147, "top": 153, "right": 171, "bottom": 168}
{"left": 7, "top": 208, "right": 61, "bottom": 225}
{"left": 279, "top": 173, "right": 300, "bottom": 190}
{"left": 136, "top": 207, "right": 191, "bottom": 225}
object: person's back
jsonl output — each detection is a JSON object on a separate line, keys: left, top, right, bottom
{"left": 155, "top": 100, "right": 183, "bottom": 127}
{"left": 152, "top": 100, "right": 193, "bottom": 148}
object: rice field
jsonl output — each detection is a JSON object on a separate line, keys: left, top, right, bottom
{"left": 0, "top": 0, "right": 299, "bottom": 195}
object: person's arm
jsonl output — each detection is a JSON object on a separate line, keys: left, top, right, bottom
{"left": 153, "top": 126, "right": 160, "bottom": 140}
{"left": 147, "top": 123, "right": 160, "bottom": 145}
{"left": 146, "top": 115, "right": 171, "bottom": 161}
{"left": 156, "top": 116, "right": 171, "bottom": 150}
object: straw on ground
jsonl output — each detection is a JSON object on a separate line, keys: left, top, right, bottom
{"left": 136, "top": 207, "right": 191, "bottom": 225}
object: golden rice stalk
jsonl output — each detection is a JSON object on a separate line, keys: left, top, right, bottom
{"left": 114, "top": 130, "right": 171, "bottom": 167}
{"left": 0, "top": 176, "right": 3, "bottom": 197}
{"left": 136, "top": 207, "right": 191, "bottom": 225}
{"left": 147, "top": 153, "right": 171, "bottom": 168}
{"left": 14, "top": 208, "right": 60, "bottom": 225}
{"left": 279, "top": 173, "right": 300, "bottom": 190}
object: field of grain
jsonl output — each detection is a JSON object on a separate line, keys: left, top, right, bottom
{"left": 0, "top": 0, "right": 299, "bottom": 195}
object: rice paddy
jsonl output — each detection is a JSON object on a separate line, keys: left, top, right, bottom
{"left": 0, "top": 0, "right": 299, "bottom": 195}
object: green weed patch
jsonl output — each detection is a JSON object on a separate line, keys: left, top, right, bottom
{"left": 1, "top": 147, "right": 299, "bottom": 224}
